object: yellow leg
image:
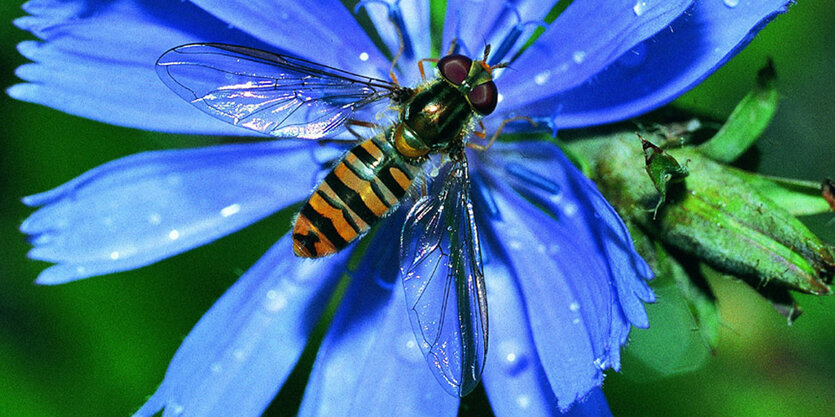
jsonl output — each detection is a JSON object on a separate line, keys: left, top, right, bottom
{"left": 388, "top": 15, "right": 406, "bottom": 85}
{"left": 417, "top": 58, "right": 438, "bottom": 80}
{"left": 345, "top": 119, "right": 380, "bottom": 141}
{"left": 468, "top": 116, "right": 537, "bottom": 151}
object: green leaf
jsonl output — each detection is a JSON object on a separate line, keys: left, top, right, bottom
{"left": 697, "top": 60, "right": 779, "bottom": 163}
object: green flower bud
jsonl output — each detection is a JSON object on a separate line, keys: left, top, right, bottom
{"left": 573, "top": 132, "right": 833, "bottom": 298}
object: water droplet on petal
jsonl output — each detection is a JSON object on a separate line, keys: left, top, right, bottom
{"left": 109, "top": 251, "right": 120, "bottom": 260}
{"left": 396, "top": 332, "right": 423, "bottom": 363}
{"left": 562, "top": 202, "right": 578, "bottom": 217}
{"left": 264, "top": 289, "right": 288, "bottom": 312}
{"left": 723, "top": 0, "right": 739, "bottom": 8}
{"left": 168, "top": 229, "right": 180, "bottom": 240}
{"left": 210, "top": 362, "right": 222, "bottom": 373}
{"left": 508, "top": 240, "right": 523, "bottom": 251}
{"left": 569, "top": 302, "right": 580, "bottom": 312}
{"left": 633, "top": 1, "right": 648, "bottom": 16}
{"left": 497, "top": 340, "right": 529, "bottom": 376}
{"left": 220, "top": 203, "right": 241, "bottom": 217}
{"left": 516, "top": 395, "right": 531, "bottom": 409}
{"left": 534, "top": 70, "right": 551, "bottom": 86}
{"left": 572, "top": 50, "right": 586, "bottom": 64}
{"left": 148, "top": 213, "right": 162, "bottom": 225}
{"left": 170, "top": 403, "right": 185, "bottom": 415}
{"left": 233, "top": 349, "right": 245, "bottom": 361}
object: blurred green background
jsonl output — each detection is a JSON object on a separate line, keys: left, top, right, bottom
{"left": 1, "top": 1, "right": 832, "bottom": 416}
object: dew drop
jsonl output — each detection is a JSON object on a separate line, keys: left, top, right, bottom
{"left": 516, "top": 395, "right": 531, "bottom": 409}
{"left": 723, "top": 0, "right": 739, "bottom": 7}
{"left": 533, "top": 70, "right": 551, "bottom": 86}
{"left": 148, "top": 213, "right": 162, "bottom": 225}
{"left": 563, "top": 202, "right": 578, "bottom": 217}
{"left": 75, "top": 266, "right": 87, "bottom": 275}
{"left": 359, "top": 52, "right": 369, "bottom": 61}
{"left": 233, "top": 349, "right": 245, "bottom": 361}
{"left": 170, "top": 403, "right": 185, "bottom": 415}
{"left": 497, "top": 340, "right": 529, "bottom": 376}
{"left": 508, "top": 240, "right": 523, "bottom": 251}
{"left": 572, "top": 50, "right": 586, "bottom": 64}
{"left": 210, "top": 362, "right": 222, "bottom": 373}
{"left": 220, "top": 203, "right": 241, "bottom": 217}
{"left": 168, "top": 229, "right": 180, "bottom": 240}
{"left": 569, "top": 301, "right": 580, "bottom": 312}
{"left": 264, "top": 290, "right": 288, "bottom": 312}
{"left": 109, "top": 251, "right": 120, "bottom": 260}
{"left": 396, "top": 332, "right": 423, "bottom": 363}
{"left": 633, "top": 1, "right": 648, "bottom": 16}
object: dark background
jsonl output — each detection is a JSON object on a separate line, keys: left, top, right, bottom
{"left": 1, "top": 1, "right": 832, "bottom": 416}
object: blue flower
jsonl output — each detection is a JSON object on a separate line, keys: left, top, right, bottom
{"left": 9, "top": 0, "right": 791, "bottom": 415}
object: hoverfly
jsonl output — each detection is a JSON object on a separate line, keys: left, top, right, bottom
{"left": 156, "top": 41, "right": 515, "bottom": 397}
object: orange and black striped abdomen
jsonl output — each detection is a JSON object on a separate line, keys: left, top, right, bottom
{"left": 293, "top": 133, "right": 421, "bottom": 258}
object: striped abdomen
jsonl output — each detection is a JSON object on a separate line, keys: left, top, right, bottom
{"left": 293, "top": 132, "right": 421, "bottom": 258}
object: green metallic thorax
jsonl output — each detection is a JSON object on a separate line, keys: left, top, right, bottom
{"left": 401, "top": 78, "right": 473, "bottom": 153}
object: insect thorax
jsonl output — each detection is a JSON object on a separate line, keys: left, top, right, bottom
{"left": 397, "top": 79, "right": 473, "bottom": 157}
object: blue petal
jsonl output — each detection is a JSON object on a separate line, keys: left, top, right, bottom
{"left": 360, "top": 0, "right": 431, "bottom": 84}
{"left": 478, "top": 242, "right": 565, "bottom": 416}
{"left": 9, "top": 0, "right": 387, "bottom": 134}
{"left": 135, "top": 235, "right": 350, "bottom": 417}
{"left": 508, "top": 0, "right": 792, "bottom": 128}
{"left": 9, "top": 0, "right": 270, "bottom": 135}
{"left": 22, "top": 140, "right": 333, "bottom": 284}
{"left": 496, "top": 0, "right": 692, "bottom": 116}
{"left": 190, "top": 0, "right": 389, "bottom": 75}
{"left": 299, "top": 218, "right": 458, "bottom": 417}
{"left": 470, "top": 142, "right": 652, "bottom": 409}
{"left": 441, "top": 0, "right": 553, "bottom": 61}
{"left": 562, "top": 389, "right": 612, "bottom": 417}
{"left": 480, "top": 142, "right": 654, "bottom": 327}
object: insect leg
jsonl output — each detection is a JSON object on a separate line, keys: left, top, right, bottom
{"left": 345, "top": 119, "right": 381, "bottom": 141}
{"left": 446, "top": 38, "right": 458, "bottom": 56}
{"left": 387, "top": 12, "right": 406, "bottom": 85}
{"left": 417, "top": 58, "right": 439, "bottom": 80}
{"left": 467, "top": 116, "right": 537, "bottom": 151}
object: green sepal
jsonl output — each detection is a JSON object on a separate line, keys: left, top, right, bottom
{"left": 729, "top": 171, "right": 833, "bottom": 216}
{"left": 696, "top": 60, "right": 779, "bottom": 163}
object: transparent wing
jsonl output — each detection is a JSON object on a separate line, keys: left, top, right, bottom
{"left": 155, "top": 43, "right": 404, "bottom": 139}
{"left": 400, "top": 157, "right": 488, "bottom": 397}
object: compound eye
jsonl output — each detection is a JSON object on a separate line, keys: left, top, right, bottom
{"left": 437, "top": 54, "right": 472, "bottom": 85}
{"left": 468, "top": 81, "right": 498, "bottom": 115}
